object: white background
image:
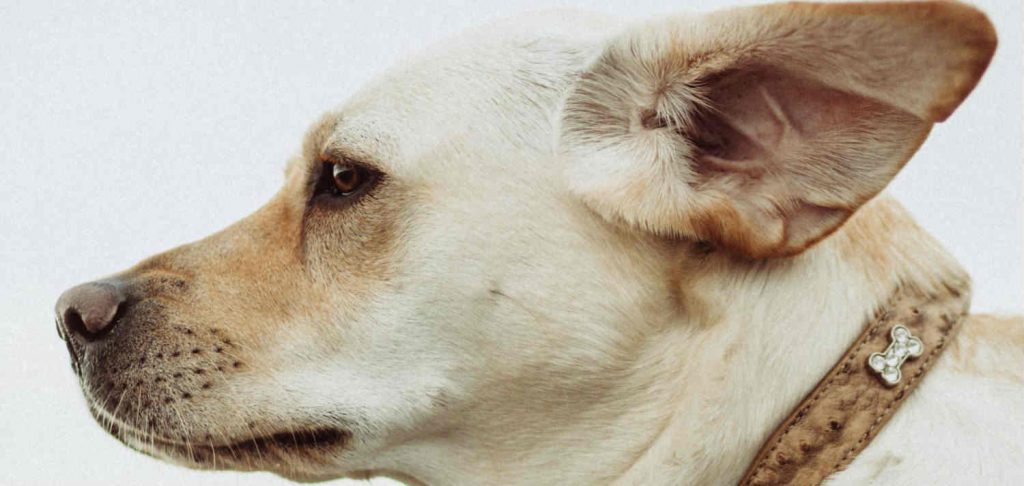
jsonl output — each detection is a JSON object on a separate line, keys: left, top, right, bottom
{"left": 1, "top": 1, "right": 1020, "bottom": 485}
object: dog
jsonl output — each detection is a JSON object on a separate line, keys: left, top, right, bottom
{"left": 55, "top": 1, "right": 1023, "bottom": 484}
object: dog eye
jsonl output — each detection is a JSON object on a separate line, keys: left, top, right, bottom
{"left": 314, "top": 160, "right": 379, "bottom": 201}
{"left": 332, "top": 163, "right": 366, "bottom": 195}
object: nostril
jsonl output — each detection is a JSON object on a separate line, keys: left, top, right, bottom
{"left": 63, "top": 307, "right": 96, "bottom": 340}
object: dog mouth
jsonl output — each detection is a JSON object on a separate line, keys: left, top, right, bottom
{"left": 124, "top": 425, "right": 349, "bottom": 456}
{"left": 86, "top": 396, "right": 350, "bottom": 473}
{"left": 112, "top": 420, "right": 350, "bottom": 472}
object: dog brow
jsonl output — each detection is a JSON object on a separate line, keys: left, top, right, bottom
{"left": 301, "top": 113, "right": 388, "bottom": 173}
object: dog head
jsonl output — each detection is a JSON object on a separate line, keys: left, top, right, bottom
{"left": 55, "top": 2, "right": 994, "bottom": 482}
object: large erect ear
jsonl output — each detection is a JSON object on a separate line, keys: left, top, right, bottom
{"left": 562, "top": 1, "right": 996, "bottom": 258}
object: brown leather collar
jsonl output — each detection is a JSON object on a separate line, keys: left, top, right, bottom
{"left": 740, "top": 283, "right": 970, "bottom": 485}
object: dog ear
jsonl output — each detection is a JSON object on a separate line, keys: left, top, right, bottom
{"left": 562, "top": 1, "right": 996, "bottom": 258}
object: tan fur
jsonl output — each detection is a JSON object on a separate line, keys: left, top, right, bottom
{"left": 948, "top": 314, "right": 1024, "bottom": 382}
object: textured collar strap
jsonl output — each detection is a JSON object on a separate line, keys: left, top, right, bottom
{"left": 740, "top": 283, "right": 970, "bottom": 485}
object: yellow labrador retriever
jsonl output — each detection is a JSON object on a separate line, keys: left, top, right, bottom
{"left": 55, "top": 1, "right": 1022, "bottom": 484}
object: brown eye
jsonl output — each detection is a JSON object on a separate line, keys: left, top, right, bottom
{"left": 331, "top": 162, "right": 368, "bottom": 195}
{"left": 312, "top": 159, "right": 380, "bottom": 205}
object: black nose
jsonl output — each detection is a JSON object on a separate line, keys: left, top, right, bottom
{"left": 56, "top": 281, "right": 126, "bottom": 340}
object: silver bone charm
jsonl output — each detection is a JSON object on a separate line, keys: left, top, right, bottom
{"left": 868, "top": 325, "right": 924, "bottom": 386}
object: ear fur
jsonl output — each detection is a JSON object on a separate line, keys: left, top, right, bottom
{"left": 562, "top": 1, "right": 996, "bottom": 258}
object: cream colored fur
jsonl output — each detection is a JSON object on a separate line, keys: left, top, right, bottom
{"left": 71, "top": 2, "right": 1022, "bottom": 485}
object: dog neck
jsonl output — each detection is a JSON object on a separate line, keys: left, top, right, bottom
{"left": 379, "top": 195, "right": 970, "bottom": 486}
{"left": 610, "top": 195, "right": 971, "bottom": 485}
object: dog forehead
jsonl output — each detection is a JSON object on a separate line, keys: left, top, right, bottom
{"left": 316, "top": 11, "right": 616, "bottom": 177}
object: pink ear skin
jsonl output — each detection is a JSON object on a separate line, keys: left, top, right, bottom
{"left": 677, "top": 66, "right": 930, "bottom": 259}
{"left": 562, "top": 1, "right": 997, "bottom": 259}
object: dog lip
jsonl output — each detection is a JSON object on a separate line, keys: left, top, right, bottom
{"left": 220, "top": 427, "right": 350, "bottom": 451}
{"left": 120, "top": 425, "right": 350, "bottom": 455}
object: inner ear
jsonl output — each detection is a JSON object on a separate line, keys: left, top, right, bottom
{"left": 667, "top": 65, "right": 931, "bottom": 257}
{"left": 684, "top": 66, "right": 886, "bottom": 178}
{"left": 687, "top": 68, "right": 782, "bottom": 169}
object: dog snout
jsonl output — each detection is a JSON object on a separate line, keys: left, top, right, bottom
{"left": 56, "top": 280, "right": 126, "bottom": 341}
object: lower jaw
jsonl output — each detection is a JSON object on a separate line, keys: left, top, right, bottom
{"left": 86, "top": 402, "right": 349, "bottom": 474}
{"left": 119, "top": 426, "right": 349, "bottom": 468}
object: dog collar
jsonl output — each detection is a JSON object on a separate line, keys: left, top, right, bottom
{"left": 740, "top": 282, "right": 970, "bottom": 485}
